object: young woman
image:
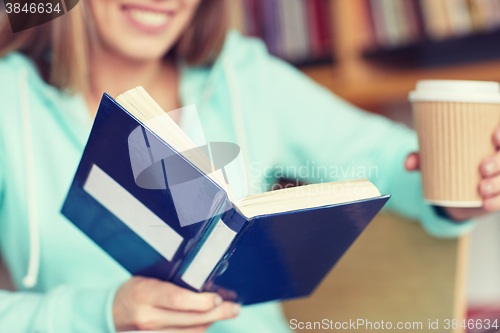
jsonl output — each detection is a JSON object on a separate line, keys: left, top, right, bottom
{"left": 1, "top": 0, "right": 500, "bottom": 332}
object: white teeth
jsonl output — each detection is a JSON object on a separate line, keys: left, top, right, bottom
{"left": 129, "top": 9, "right": 169, "bottom": 27}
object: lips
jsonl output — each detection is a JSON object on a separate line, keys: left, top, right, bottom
{"left": 123, "top": 5, "right": 173, "bottom": 34}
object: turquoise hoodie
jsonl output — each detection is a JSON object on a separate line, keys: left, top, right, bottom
{"left": 0, "top": 31, "right": 474, "bottom": 332}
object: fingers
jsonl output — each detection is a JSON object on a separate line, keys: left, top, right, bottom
{"left": 483, "top": 195, "right": 500, "bottom": 212}
{"left": 479, "top": 157, "right": 500, "bottom": 211}
{"left": 479, "top": 174, "right": 500, "bottom": 197}
{"left": 479, "top": 131, "right": 500, "bottom": 210}
{"left": 405, "top": 152, "right": 420, "bottom": 171}
{"left": 478, "top": 127, "right": 500, "bottom": 177}
{"left": 113, "top": 277, "right": 237, "bottom": 332}
{"left": 163, "top": 301, "right": 240, "bottom": 327}
{"left": 160, "top": 324, "right": 211, "bottom": 333}
{"left": 441, "top": 206, "right": 486, "bottom": 221}
{"left": 143, "top": 302, "right": 241, "bottom": 330}
{"left": 149, "top": 280, "right": 222, "bottom": 312}
{"left": 131, "top": 302, "right": 240, "bottom": 331}
{"left": 480, "top": 155, "right": 500, "bottom": 178}
{"left": 493, "top": 127, "right": 500, "bottom": 149}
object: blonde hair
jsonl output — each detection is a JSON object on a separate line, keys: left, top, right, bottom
{"left": 0, "top": 0, "right": 228, "bottom": 92}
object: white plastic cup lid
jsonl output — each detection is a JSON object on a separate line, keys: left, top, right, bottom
{"left": 409, "top": 80, "right": 500, "bottom": 104}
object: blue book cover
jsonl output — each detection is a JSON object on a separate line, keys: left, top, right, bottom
{"left": 204, "top": 197, "right": 389, "bottom": 304}
{"left": 62, "top": 92, "right": 390, "bottom": 305}
{"left": 61, "top": 93, "right": 229, "bottom": 281}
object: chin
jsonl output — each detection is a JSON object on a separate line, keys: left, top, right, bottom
{"left": 118, "top": 43, "right": 173, "bottom": 62}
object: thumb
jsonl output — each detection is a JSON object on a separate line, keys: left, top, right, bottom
{"left": 405, "top": 152, "right": 420, "bottom": 171}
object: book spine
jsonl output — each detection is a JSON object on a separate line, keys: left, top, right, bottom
{"left": 242, "top": 0, "right": 260, "bottom": 36}
{"left": 491, "top": 0, "right": 500, "bottom": 29}
{"left": 410, "top": 0, "right": 427, "bottom": 40}
{"left": 445, "top": 0, "right": 473, "bottom": 36}
{"left": 355, "top": 0, "right": 375, "bottom": 50}
{"left": 370, "top": 0, "right": 389, "bottom": 47}
{"left": 316, "top": 0, "right": 332, "bottom": 58}
{"left": 402, "top": 0, "right": 418, "bottom": 42}
{"left": 380, "top": 0, "right": 398, "bottom": 47}
{"left": 420, "top": 0, "right": 443, "bottom": 39}
{"left": 435, "top": 0, "right": 453, "bottom": 39}
{"left": 173, "top": 206, "right": 248, "bottom": 291}
{"left": 260, "top": 0, "right": 281, "bottom": 57}
{"left": 202, "top": 213, "right": 255, "bottom": 294}
{"left": 229, "top": 0, "right": 245, "bottom": 33}
{"left": 306, "top": 0, "right": 321, "bottom": 58}
{"left": 392, "top": 0, "right": 412, "bottom": 46}
{"left": 279, "top": 0, "right": 310, "bottom": 63}
{"left": 363, "top": 0, "right": 378, "bottom": 48}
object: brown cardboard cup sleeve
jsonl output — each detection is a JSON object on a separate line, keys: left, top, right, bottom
{"left": 409, "top": 80, "right": 500, "bottom": 207}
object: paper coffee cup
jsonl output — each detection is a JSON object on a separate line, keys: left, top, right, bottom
{"left": 409, "top": 80, "right": 500, "bottom": 207}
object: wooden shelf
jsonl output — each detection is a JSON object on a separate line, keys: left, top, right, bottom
{"left": 302, "top": 59, "right": 500, "bottom": 108}
{"left": 364, "top": 30, "right": 500, "bottom": 68}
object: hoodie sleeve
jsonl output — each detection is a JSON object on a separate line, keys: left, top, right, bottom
{"left": 0, "top": 54, "right": 120, "bottom": 333}
{"left": 224, "top": 31, "right": 475, "bottom": 238}
{"left": 0, "top": 285, "right": 119, "bottom": 332}
{"left": 1, "top": 130, "right": 119, "bottom": 333}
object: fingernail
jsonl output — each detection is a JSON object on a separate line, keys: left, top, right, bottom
{"left": 214, "top": 295, "right": 223, "bottom": 307}
{"left": 496, "top": 130, "right": 500, "bottom": 145}
{"left": 232, "top": 304, "right": 241, "bottom": 316}
{"left": 482, "top": 182, "right": 494, "bottom": 195}
{"left": 484, "top": 161, "right": 497, "bottom": 175}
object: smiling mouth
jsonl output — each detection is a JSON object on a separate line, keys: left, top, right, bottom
{"left": 123, "top": 6, "right": 173, "bottom": 33}
{"left": 129, "top": 9, "right": 169, "bottom": 26}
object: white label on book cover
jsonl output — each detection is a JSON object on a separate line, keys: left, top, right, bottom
{"left": 181, "top": 219, "right": 237, "bottom": 290}
{"left": 84, "top": 164, "right": 183, "bottom": 261}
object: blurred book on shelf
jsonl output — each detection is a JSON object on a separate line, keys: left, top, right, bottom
{"left": 361, "top": 0, "right": 500, "bottom": 67}
{"left": 364, "top": 0, "right": 500, "bottom": 48}
{"left": 228, "top": 0, "right": 333, "bottom": 66}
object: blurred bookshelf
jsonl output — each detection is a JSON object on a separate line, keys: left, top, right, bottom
{"left": 229, "top": 0, "right": 500, "bottom": 110}
{"left": 228, "top": 0, "right": 334, "bottom": 66}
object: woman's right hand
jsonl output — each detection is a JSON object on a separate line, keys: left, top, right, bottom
{"left": 113, "top": 277, "right": 240, "bottom": 332}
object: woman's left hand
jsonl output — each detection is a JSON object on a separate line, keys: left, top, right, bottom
{"left": 405, "top": 126, "right": 500, "bottom": 222}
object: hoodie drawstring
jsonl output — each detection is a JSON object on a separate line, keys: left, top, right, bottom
{"left": 19, "top": 69, "right": 40, "bottom": 289}
{"left": 221, "top": 56, "right": 253, "bottom": 195}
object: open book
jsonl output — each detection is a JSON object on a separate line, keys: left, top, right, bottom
{"left": 62, "top": 87, "right": 389, "bottom": 305}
